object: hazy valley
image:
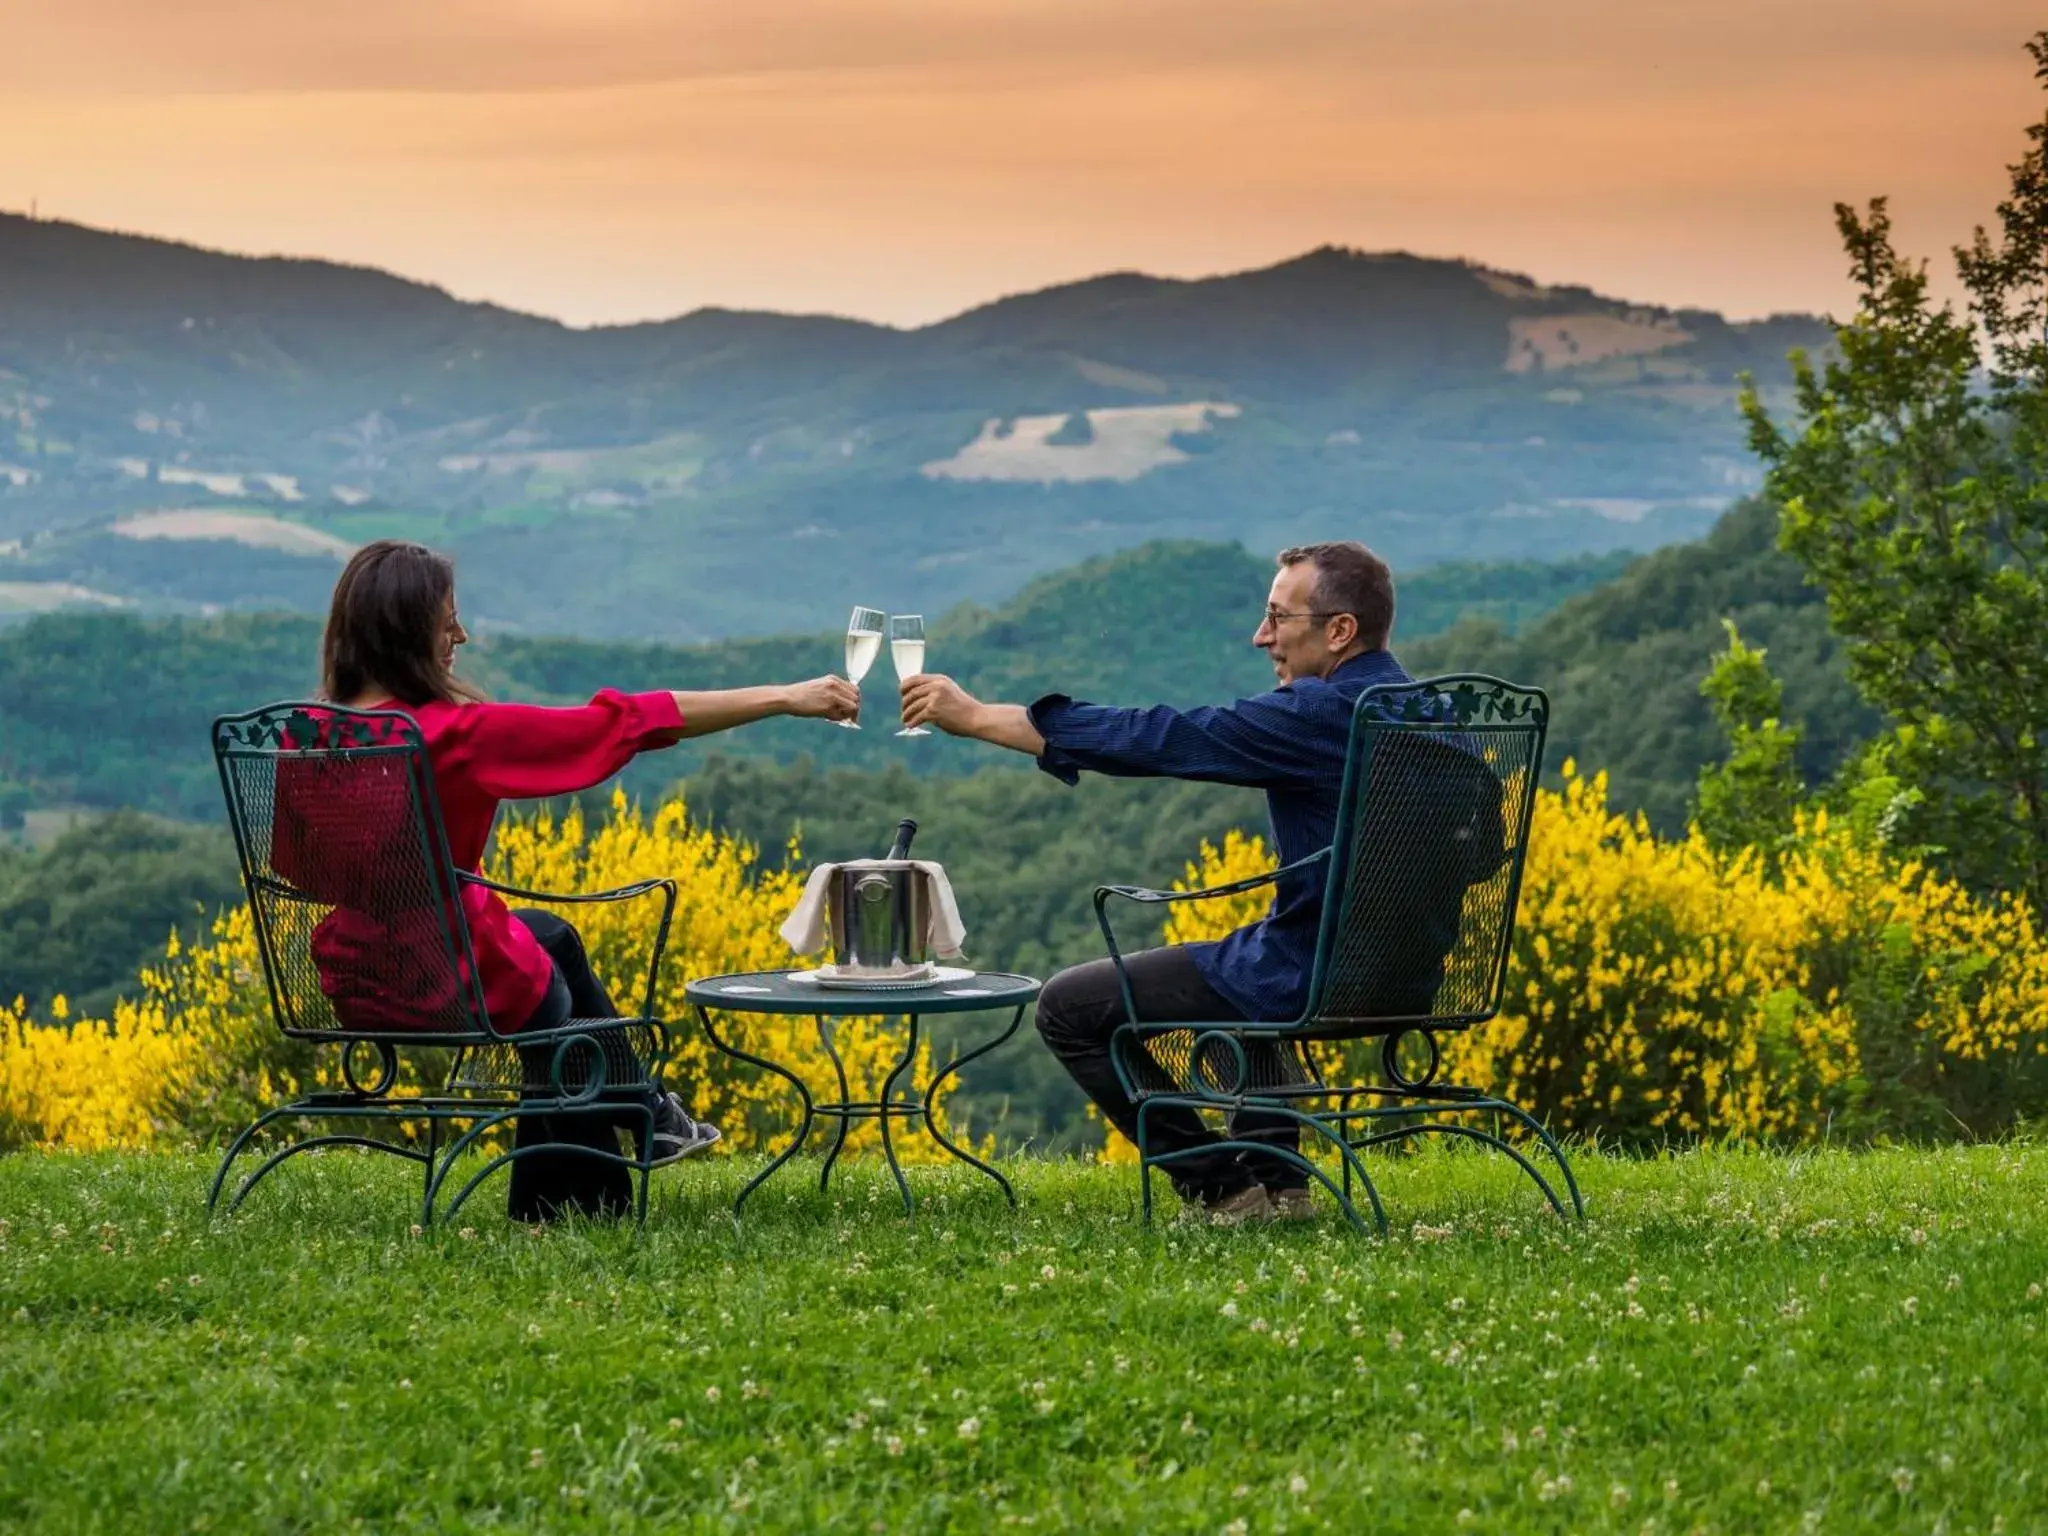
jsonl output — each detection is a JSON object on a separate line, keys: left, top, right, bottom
{"left": 0, "top": 214, "right": 1832, "bottom": 638}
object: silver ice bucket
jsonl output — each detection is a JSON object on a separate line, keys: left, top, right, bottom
{"left": 827, "top": 860, "right": 934, "bottom": 975}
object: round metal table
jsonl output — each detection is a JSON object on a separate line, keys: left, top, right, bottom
{"left": 685, "top": 968, "right": 1040, "bottom": 1214}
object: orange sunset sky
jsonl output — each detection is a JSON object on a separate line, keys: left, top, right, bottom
{"left": 2, "top": 0, "right": 2041, "bottom": 327}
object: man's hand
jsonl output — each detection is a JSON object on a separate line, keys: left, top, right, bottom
{"left": 784, "top": 675, "right": 861, "bottom": 722}
{"left": 900, "top": 675, "right": 1049, "bottom": 755}
{"left": 899, "top": 673, "right": 981, "bottom": 735}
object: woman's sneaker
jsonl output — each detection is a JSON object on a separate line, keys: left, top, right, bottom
{"left": 648, "top": 1093, "right": 721, "bottom": 1168}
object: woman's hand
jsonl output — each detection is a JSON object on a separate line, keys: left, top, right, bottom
{"left": 784, "top": 675, "right": 861, "bottom": 722}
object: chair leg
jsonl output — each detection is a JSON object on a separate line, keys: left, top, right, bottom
{"left": 1267, "top": 1107, "right": 1388, "bottom": 1236}
{"left": 1351, "top": 1119, "right": 1569, "bottom": 1218}
{"left": 221, "top": 1122, "right": 429, "bottom": 1216}
{"left": 1137, "top": 1099, "right": 1155, "bottom": 1227}
{"left": 421, "top": 1118, "right": 442, "bottom": 1227}
{"left": 1340, "top": 1090, "right": 1585, "bottom": 1221}
{"left": 1338, "top": 1088, "right": 1363, "bottom": 1205}
{"left": 208, "top": 1107, "right": 298, "bottom": 1212}
{"left": 441, "top": 1128, "right": 631, "bottom": 1226}
{"left": 635, "top": 1100, "right": 655, "bottom": 1228}
{"left": 425, "top": 1108, "right": 519, "bottom": 1221}
{"left": 1482, "top": 1096, "right": 1585, "bottom": 1219}
{"left": 1134, "top": 1097, "right": 1390, "bottom": 1237}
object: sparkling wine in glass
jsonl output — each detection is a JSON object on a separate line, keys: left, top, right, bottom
{"left": 840, "top": 606, "right": 885, "bottom": 729}
{"left": 891, "top": 614, "right": 929, "bottom": 738}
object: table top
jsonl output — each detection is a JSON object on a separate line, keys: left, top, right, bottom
{"left": 686, "top": 968, "right": 1041, "bottom": 1016}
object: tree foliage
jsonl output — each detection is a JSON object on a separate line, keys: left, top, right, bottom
{"left": 1743, "top": 33, "right": 2048, "bottom": 911}
{"left": 1692, "top": 620, "right": 1805, "bottom": 860}
{"left": 1411, "top": 497, "right": 1876, "bottom": 830}
{"left": 0, "top": 811, "right": 243, "bottom": 1019}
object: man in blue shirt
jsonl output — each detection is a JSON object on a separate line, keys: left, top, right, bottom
{"left": 900, "top": 541, "right": 1414, "bottom": 1223}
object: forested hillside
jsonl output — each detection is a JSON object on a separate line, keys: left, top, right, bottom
{"left": 0, "top": 541, "right": 1628, "bottom": 821}
{"left": 0, "top": 811, "right": 242, "bottom": 1017}
{"left": 0, "top": 501, "right": 1869, "bottom": 835}
{"left": 1406, "top": 497, "right": 1875, "bottom": 830}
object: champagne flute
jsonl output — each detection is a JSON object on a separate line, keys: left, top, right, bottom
{"left": 891, "top": 614, "right": 929, "bottom": 738}
{"left": 840, "top": 606, "right": 885, "bottom": 729}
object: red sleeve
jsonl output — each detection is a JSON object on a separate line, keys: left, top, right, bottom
{"left": 430, "top": 690, "right": 685, "bottom": 800}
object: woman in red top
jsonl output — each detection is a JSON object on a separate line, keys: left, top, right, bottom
{"left": 314, "top": 540, "right": 857, "bottom": 1220}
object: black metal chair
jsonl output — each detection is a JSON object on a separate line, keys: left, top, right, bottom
{"left": 208, "top": 702, "right": 677, "bottom": 1224}
{"left": 1102, "top": 675, "right": 1582, "bottom": 1234}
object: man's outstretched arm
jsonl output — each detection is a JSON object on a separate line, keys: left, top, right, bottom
{"left": 900, "top": 673, "right": 1330, "bottom": 791}
{"left": 899, "top": 675, "right": 1045, "bottom": 756}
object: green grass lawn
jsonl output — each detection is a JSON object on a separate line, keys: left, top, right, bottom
{"left": 3, "top": 1146, "right": 2046, "bottom": 1533}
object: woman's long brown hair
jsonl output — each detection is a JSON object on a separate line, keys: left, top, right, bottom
{"left": 320, "top": 540, "right": 483, "bottom": 706}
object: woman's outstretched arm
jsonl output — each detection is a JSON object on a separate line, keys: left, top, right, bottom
{"left": 434, "top": 678, "right": 861, "bottom": 799}
{"left": 669, "top": 675, "right": 859, "bottom": 737}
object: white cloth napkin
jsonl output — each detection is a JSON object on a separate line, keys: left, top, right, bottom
{"left": 779, "top": 860, "right": 968, "bottom": 961}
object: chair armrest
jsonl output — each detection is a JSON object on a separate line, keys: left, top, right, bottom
{"left": 458, "top": 872, "right": 674, "bottom": 906}
{"left": 1092, "top": 846, "right": 1331, "bottom": 910}
{"left": 458, "top": 872, "right": 679, "bottom": 1024}
{"left": 1090, "top": 846, "right": 1331, "bottom": 1029}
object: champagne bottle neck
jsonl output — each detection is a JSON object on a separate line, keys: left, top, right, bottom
{"left": 885, "top": 817, "right": 919, "bottom": 861}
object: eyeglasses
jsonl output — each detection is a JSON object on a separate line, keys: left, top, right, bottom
{"left": 1262, "top": 606, "right": 1342, "bottom": 626}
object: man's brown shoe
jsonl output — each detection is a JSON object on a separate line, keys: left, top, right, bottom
{"left": 1187, "top": 1187, "right": 1277, "bottom": 1236}
{"left": 1268, "top": 1187, "right": 1316, "bottom": 1222}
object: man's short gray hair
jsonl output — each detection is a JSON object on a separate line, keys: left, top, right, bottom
{"left": 1276, "top": 541, "right": 1396, "bottom": 650}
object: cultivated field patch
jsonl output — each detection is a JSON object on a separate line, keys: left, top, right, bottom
{"left": 111, "top": 509, "right": 356, "bottom": 559}
{"left": 0, "top": 579, "right": 126, "bottom": 613}
{"left": 1506, "top": 313, "right": 1692, "bottom": 374}
{"left": 922, "top": 402, "right": 1240, "bottom": 484}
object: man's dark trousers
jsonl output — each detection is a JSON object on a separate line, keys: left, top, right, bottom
{"left": 1035, "top": 946, "right": 1309, "bottom": 1203}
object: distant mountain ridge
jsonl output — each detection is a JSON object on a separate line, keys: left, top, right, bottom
{"left": 0, "top": 215, "right": 1836, "bottom": 638}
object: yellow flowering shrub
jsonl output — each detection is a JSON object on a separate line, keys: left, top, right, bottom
{"left": 1164, "top": 765, "right": 2048, "bottom": 1143}
{"left": 0, "top": 908, "right": 290, "bottom": 1154}
{"left": 0, "top": 789, "right": 953, "bottom": 1159}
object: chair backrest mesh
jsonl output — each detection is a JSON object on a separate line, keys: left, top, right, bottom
{"left": 1306, "top": 677, "right": 1546, "bottom": 1034}
{"left": 213, "top": 703, "right": 489, "bottom": 1039}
